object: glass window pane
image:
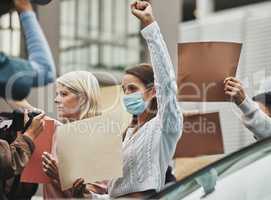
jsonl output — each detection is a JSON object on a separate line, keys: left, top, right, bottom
{"left": 0, "top": 12, "right": 20, "bottom": 57}
{"left": 60, "top": 0, "right": 141, "bottom": 73}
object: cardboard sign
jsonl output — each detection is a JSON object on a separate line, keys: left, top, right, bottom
{"left": 56, "top": 114, "right": 123, "bottom": 190}
{"left": 174, "top": 112, "right": 224, "bottom": 158}
{"left": 21, "top": 119, "right": 55, "bottom": 183}
{"left": 177, "top": 42, "right": 242, "bottom": 102}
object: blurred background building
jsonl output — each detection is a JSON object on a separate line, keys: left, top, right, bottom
{"left": 1, "top": 0, "right": 271, "bottom": 189}
{"left": 1, "top": 0, "right": 271, "bottom": 153}
{"left": 180, "top": 0, "right": 271, "bottom": 154}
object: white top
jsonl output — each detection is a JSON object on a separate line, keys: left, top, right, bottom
{"left": 93, "top": 21, "right": 183, "bottom": 198}
{"left": 238, "top": 97, "right": 271, "bottom": 139}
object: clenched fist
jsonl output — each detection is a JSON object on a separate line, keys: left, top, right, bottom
{"left": 131, "top": 1, "right": 155, "bottom": 27}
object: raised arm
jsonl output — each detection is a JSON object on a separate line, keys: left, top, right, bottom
{"left": 132, "top": 1, "right": 182, "bottom": 153}
{"left": 15, "top": 0, "right": 56, "bottom": 86}
{"left": 224, "top": 77, "right": 271, "bottom": 139}
{"left": 238, "top": 97, "right": 271, "bottom": 139}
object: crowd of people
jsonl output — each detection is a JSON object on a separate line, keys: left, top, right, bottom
{"left": 0, "top": 0, "right": 270, "bottom": 199}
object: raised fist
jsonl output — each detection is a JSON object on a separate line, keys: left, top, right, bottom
{"left": 131, "top": 1, "right": 155, "bottom": 27}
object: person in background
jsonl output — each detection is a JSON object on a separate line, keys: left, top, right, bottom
{"left": 0, "top": 0, "right": 55, "bottom": 198}
{"left": 0, "top": 0, "right": 55, "bottom": 101}
{"left": 0, "top": 112, "right": 46, "bottom": 199}
{"left": 224, "top": 77, "right": 271, "bottom": 139}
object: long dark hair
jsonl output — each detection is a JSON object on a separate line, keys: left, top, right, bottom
{"left": 123, "top": 63, "right": 157, "bottom": 134}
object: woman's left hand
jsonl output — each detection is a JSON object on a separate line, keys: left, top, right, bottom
{"left": 42, "top": 152, "right": 59, "bottom": 180}
{"left": 72, "top": 178, "right": 87, "bottom": 198}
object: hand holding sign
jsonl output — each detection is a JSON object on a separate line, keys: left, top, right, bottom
{"left": 224, "top": 77, "right": 246, "bottom": 105}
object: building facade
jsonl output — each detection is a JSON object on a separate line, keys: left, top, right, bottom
{"left": 179, "top": 1, "right": 271, "bottom": 153}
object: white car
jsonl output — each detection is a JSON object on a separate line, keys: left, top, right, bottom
{"left": 149, "top": 137, "right": 271, "bottom": 200}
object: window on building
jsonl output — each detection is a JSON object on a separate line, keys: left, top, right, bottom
{"left": 182, "top": 0, "right": 270, "bottom": 22}
{"left": 214, "top": 0, "right": 271, "bottom": 11}
{"left": 60, "top": 0, "right": 142, "bottom": 73}
{"left": 182, "top": 0, "right": 196, "bottom": 22}
{"left": 0, "top": 12, "right": 21, "bottom": 57}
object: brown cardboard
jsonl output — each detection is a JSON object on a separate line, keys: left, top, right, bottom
{"left": 177, "top": 42, "right": 242, "bottom": 101}
{"left": 174, "top": 112, "right": 224, "bottom": 158}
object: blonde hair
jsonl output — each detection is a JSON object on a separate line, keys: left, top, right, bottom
{"left": 57, "top": 71, "right": 101, "bottom": 120}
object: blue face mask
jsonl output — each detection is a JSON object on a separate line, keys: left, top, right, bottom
{"left": 123, "top": 92, "right": 149, "bottom": 116}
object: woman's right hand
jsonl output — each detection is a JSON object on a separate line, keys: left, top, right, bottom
{"left": 42, "top": 152, "right": 59, "bottom": 180}
{"left": 24, "top": 112, "right": 45, "bottom": 141}
{"left": 224, "top": 77, "right": 246, "bottom": 105}
{"left": 13, "top": 0, "right": 33, "bottom": 13}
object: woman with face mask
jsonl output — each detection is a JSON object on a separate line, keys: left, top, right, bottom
{"left": 119, "top": 3, "right": 183, "bottom": 196}
{"left": 72, "top": 1, "right": 183, "bottom": 198}
{"left": 122, "top": 64, "right": 177, "bottom": 184}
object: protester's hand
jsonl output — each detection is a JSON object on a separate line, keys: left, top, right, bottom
{"left": 13, "top": 0, "right": 33, "bottom": 13}
{"left": 131, "top": 0, "right": 155, "bottom": 27}
{"left": 42, "top": 152, "right": 59, "bottom": 180}
{"left": 72, "top": 178, "right": 87, "bottom": 198}
{"left": 24, "top": 112, "right": 45, "bottom": 141}
{"left": 224, "top": 77, "right": 246, "bottom": 105}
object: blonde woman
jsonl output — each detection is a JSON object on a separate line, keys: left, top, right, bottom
{"left": 41, "top": 71, "right": 103, "bottom": 198}
{"left": 9, "top": 71, "right": 103, "bottom": 198}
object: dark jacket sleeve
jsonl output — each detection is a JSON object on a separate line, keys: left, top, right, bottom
{"left": 0, "top": 135, "right": 35, "bottom": 180}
